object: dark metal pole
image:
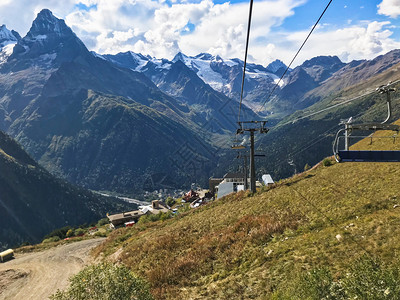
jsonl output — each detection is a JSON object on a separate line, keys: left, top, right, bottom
{"left": 250, "top": 130, "right": 256, "bottom": 193}
{"left": 243, "top": 155, "right": 248, "bottom": 190}
{"left": 236, "top": 121, "right": 269, "bottom": 193}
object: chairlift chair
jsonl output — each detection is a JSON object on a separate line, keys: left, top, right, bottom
{"left": 333, "top": 83, "right": 400, "bottom": 162}
{"left": 231, "top": 134, "right": 246, "bottom": 149}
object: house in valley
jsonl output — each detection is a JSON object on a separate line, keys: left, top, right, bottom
{"left": 107, "top": 200, "right": 169, "bottom": 228}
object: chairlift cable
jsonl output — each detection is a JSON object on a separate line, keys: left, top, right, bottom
{"left": 333, "top": 83, "right": 400, "bottom": 162}
{"left": 252, "top": 87, "right": 399, "bottom": 165}
{"left": 274, "top": 89, "right": 376, "bottom": 128}
{"left": 257, "top": 0, "right": 333, "bottom": 113}
{"left": 254, "top": 122, "right": 340, "bottom": 170}
{"left": 237, "top": 0, "right": 254, "bottom": 123}
{"left": 271, "top": 82, "right": 400, "bottom": 130}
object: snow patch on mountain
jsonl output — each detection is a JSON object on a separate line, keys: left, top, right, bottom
{"left": 35, "top": 35, "right": 48, "bottom": 40}
{"left": 130, "top": 52, "right": 151, "bottom": 71}
{"left": 149, "top": 58, "right": 172, "bottom": 71}
{"left": 246, "top": 70, "right": 277, "bottom": 80}
{"left": 171, "top": 53, "right": 280, "bottom": 93}
{"left": 190, "top": 59, "right": 225, "bottom": 90}
{"left": 0, "top": 25, "right": 19, "bottom": 48}
{"left": 274, "top": 78, "right": 286, "bottom": 87}
{"left": 224, "top": 60, "right": 239, "bottom": 67}
{"left": 0, "top": 43, "right": 16, "bottom": 64}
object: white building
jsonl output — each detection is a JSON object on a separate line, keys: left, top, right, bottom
{"left": 216, "top": 173, "right": 245, "bottom": 199}
{"left": 262, "top": 174, "right": 274, "bottom": 186}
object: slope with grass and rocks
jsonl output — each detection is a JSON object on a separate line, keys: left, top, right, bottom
{"left": 92, "top": 122, "right": 400, "bottom": 299}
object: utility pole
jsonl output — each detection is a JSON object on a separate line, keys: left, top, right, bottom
{"left": 236, "top": 152, "right": 249, "bottom": 190}
{"left": 235, "top": 151, "right": 265, "bottom": 191}
{"left": 236, "top": 121, "right": 269, "bottom": 193}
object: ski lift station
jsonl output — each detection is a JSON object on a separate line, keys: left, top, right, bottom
{"left": 211, "top": 173, "right": 274, "bottom": 199}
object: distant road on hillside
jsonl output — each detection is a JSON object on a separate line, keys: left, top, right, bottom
{"left": 0, "top": 238, "right": 104, "bottom": 300}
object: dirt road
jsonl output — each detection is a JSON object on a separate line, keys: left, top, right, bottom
{"left": 0, "top": 238, "right": 104, "bottom": 300}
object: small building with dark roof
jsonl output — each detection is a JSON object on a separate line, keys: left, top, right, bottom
{"left": 107, "top": 210, "right": 145, "bottom": 227}
{"left": 108, "top": 200, "right": 169, "bottom": 228}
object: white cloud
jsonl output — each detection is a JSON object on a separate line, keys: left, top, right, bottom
{"left": 378, "top": 0, "right": 400, "bottom": 18}
{"left": 270, "top": 21, "right": 400, "bottom": 65}
{"left": 65, "top": 0, "right": 163, "bottom": 54}
{"left": 1, "top": 0, "right": 400, "bottom": 67}
{"left": 64, "top": 0, "right": 306, "bottom": 59}
{"left": 178, "top": 0, "right": 305, "bottom": 60}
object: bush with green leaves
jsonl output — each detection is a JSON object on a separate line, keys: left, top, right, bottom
{"left": 42, "top": 236, "right": 61, "bottom": 243}
{"left": 137, "top": 211, "right": 172, "bottom": 225}
{"left": 50, "top": 262, "right": 153, "bottom": 300}
{"left": 165, "top": 197, "right": 175, "bottom": 207}
{"left": 97, "top": 218, "right": 109, "bottom": 227}
{"left": 44, "top": 226, "right": 72, "bottom": 240}
{"left": 322, "top": 158, "right": 333, "bottom": 167}
{"left": 272, "top": 255, "right": 400, "bottom": 300}
{"left": 74, "top": 228, "right": 86, "bottom": 236}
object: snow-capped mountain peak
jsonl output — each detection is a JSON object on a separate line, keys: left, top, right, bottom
{"left": 172, "top": 52, "right": 189, "bottom": 63}
{"left": 26, "top": 9, "right": 74, "bottom": 39}
{"left": 168, "top": 52, "right": 278, "bottom": 94}
{"left": 195, "top": 53, "right": 215, "bottom": 61}
{"left": 102, "top": 50, "right": 284, "bottom": 102}
{"left": 0, "top": 25, "right": 19, "bottom": 47}
{"left": 0, "top": 25, "right": 19, "bottom": 64}
{"left": 6, "top": 9, "right": 89, "bottom": 68}
{"left": 266, "top": 59, "right": 287, "bottom": 73}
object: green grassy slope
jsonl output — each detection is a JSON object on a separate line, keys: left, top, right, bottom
{"left": 351, "top": 119, "right": 400, "bottom": 151}
{"left": 95, "top": 126, "right": 400, "bottom": 299}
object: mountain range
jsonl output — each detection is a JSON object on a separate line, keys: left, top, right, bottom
{"left": 0, "top": 9, "right": 400, "bottom": 194}
{"left": 0, "top": 10, "right": 223, "bottom": 193}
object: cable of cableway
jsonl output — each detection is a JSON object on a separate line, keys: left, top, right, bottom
{"left": 258, "top": 0, "right": 334, "bottom": 113}
{"left": 237, "top": 0, "right": 254, "bottom": 123}
{"left": 270, "top": 79, "right": 400, "bottom": 130}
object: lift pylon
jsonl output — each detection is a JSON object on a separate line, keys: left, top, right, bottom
{"left": 236, "top": 121, "right": 269, "bottom": 193}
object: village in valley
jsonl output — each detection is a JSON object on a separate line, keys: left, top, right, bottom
{"left": 107, "top": 172, "right": 275, "bottom": 229}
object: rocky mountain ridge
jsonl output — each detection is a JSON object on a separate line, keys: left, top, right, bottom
{"left": 1, "top": 9, "right": 400, "bottom": 193}
{"left": 0, "top": 9, "right": 221, "bottom": 193}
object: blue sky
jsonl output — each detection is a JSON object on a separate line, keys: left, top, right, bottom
{"left": 283, "top": 0, "right": 398, "bottom": 34}
{"left": 0, "top": 0, "right": 399, "bottom": 65}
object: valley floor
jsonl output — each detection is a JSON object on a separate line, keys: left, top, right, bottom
{"left": 0, "top": 238, "right": 104, "bottom": 300}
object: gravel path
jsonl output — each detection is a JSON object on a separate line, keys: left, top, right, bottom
{"left": 0, "top": 238, "right": 104, "bottom": 300}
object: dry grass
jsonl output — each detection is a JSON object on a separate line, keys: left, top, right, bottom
{"left": 93, "top": 127, "right": 400, "bottom": 299}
